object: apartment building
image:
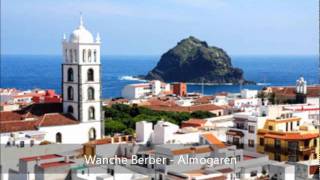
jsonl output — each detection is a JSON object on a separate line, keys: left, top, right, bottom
{"left": 257, "top": 111, "right": 319, "bottom": 162}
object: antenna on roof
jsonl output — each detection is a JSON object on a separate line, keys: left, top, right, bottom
{"left": 79, "top": 12, "right": 84, "bottom": 27}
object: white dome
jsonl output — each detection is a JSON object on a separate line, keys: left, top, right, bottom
{"left": 69, "top": 16, "right": 94, "bottom": 43}
{"left": 69, "top": 26, "right": 94, "bottom": 43}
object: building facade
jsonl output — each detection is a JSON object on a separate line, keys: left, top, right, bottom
{"left": 121, "top": 80, "right": 171, "bottom": 99}
{"left": 257, "top": 114, "right": 319, "bottom": 162}
{"left": 62, "top": 15, "right": 103, "bottom": 140}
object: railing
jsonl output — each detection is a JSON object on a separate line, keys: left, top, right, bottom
{"left": 226, "top": 141, "right": 244, "bottom": 149}
{"left": 264, "top": 145, "right": 288, "bottom": 155}
{"left": 298, "top": 146, "right": 316, "bottom": 155}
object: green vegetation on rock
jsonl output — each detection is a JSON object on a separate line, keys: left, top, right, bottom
{"left": 145, "top": 36, "right": 249, "bottom": 84}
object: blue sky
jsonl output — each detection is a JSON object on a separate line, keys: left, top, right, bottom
{"left": 1, "top": 0, "right": 318, "bottom": 55}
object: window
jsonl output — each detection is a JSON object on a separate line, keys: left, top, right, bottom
{"left": 93, "top": 50, "right": 97, "bottom": 62}
{"left": 65, "top": 49, "right": 68, "bottom": 61}
{"left": 259, "top": 138, "right": 264, "bottom": 146}
{"left": 233, "top": 137, "right": 240, "bottom": 144}
{"left": 88, "top": 107, "right": 95, "bottom": 120}
{"left": 236, "top": 155, "right": 241, "bottom": 162}
{"left": 288, "top": 141, "right": 298, "bottom": 150}
{"left": 67, "top": 68, "right": 74, "bottom": 81}
{"left": 286, "top": 122, "right": 288, "bottom": 131}
{"left": 20, "top": 141, "right": 25, "bottom": 148}
{"left": 290, "top": 122, "right": 293, "bottom": 130}
{"left": 275, "top": 153, "right": 281, "bottom": 161}
{"left": 74, "top": 49, "right": 77, "bottom": 62}
{"left": 69, "top": 49, "right": 73, "bottom": 62}
{"left": 89, "top": 128, "right": 96, "bottom": 141}
{"left": 67, "top": 86, "right": 74, "bottom": 100}
{"left": 248, "top": 139, "right": 255, "bottom": 147}
{"left": 248, "top": 125, "right": 255, "bottom": 133}
{"left": 67, "top": 106, "right": 73, "bottom": 114}
{"left": 275, "top": 139, "right": 281, "bottom": 149}
{"left": 87, "top": 69, "right": 94, "bottom": 81}
{"left": 56, "top": 132, "right": 62, "bottom": 143}
{"left": 250, "top": 170, "right": 257, "bottom": 177}
{"left": 88, "top": 50, "right": 92, "bottom": 62}
{"left": 88, "top": 87, "right": 94, "bottom": 100}
{"left": 82, "top": 49, "right": 86, "bottom": 62}
{"left": 268, "top": 126, "right": 273, "bottom": 130}
{"left": 236, "top": 172, "right": 241, "bottom": 178}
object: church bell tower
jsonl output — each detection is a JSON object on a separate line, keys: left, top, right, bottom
{"left": 62, "top": 15, "right": 103, "bottom": 137}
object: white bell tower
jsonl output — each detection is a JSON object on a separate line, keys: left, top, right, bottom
{"left": 62, "top": 15, "right": 103, "bottom": 138}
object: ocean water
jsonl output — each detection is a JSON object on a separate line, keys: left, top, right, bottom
{"left": 1, "top": 55, "right": 318, "bottom": 98}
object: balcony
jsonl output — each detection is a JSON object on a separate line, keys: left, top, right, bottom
{"left": 226, "top": 128, "right": 245, "bottom": 137}
{"left": 264, "top": 145, "right": 288, "bottom": 155}
{"left": 298, "top": 146, "right": 315, "bottom": 156}
{"left": 226, "top": 141, "right": 244, "bottom": 149}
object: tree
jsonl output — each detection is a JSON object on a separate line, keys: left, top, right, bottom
{"left": 129, "top": 104, "right": 140, "bottom": 117}
{"left": 111, "top": 104, "right": 131, "bottom": 114}
{"left": 123, "top": 128, "right": 135, "bottom": 135}
{"left": 105, "top": 120, "right": 126, "bottom": 135}
{"left": 191, "top": 111, "right": 215, "bottom": 119}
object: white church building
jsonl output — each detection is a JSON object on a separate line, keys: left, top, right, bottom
{"left": 0, "top": 16, "right": 103, "bottom": 145}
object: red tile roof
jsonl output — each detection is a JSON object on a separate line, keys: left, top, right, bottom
{"left": 0, "top": 103, "right": 78, "bottom": 133}
{"left": 270, "top": 86, "right": 320, "bottom": 98}
{"left": 171, "top": 145, "right": 214, "bottom": 155}
{"left": 21, "top": 154, "right": 62, "bottom": 162}
{"left": 263, "top": 133, "right": 320, "bottom": 140}
{"left": 243, "top": 155, "right": 256, "bottom": 160}
{"left": 202, "top": 133, "right": 226, "bottom": 148}
{"left": 145, "top": 103, "right": 223, "bottom": 113}
{"left": 181, "top": 119, "right": 206, "bottom": 128}
{"left": 39, "top": 161, "right": 74, "bottom": 169}
{"left": 193, "top": 96, "right": 214, "bottom": 104}
{"left": 307, "top": 86, "right": 320, "bottom": 97}
{"left": 38, "top": 113, "right": 78, "bottom": 127}
{"left": 258, "top": 131, "right": 320, "bottom": 140}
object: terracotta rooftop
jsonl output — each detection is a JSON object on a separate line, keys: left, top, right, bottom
{"left": 181, "top": 118, "right": 206, "bottom": 128}
{"left": 0, "top": 103, "right": 78, "bottom": 133}
{"left": 193, "top": 96, "right": 214, "bottom": 104}
{"left": 306, "top": 86, "right": 320, "bottom": 97}
{"left": 144, "top": 102, "right": 223, "bottom": 113}
{"left": 243, "top": 155, "right": 256, "bottom": 161}
{"left": 258, "top": 131, "right": 320, "bottom": 140}
{"left": 171, "top": 145, "right": 214, "bottom": 155}
{"left": 202, "top": 133, "right": 226, "bottom": 148}
{"left": 269, "top": 86, "right": 320, "bottom": 98}
{"left": 21, "top": 154, "right": 62, "bottom": 162}
{"left": 39, "top": 161, "right": 74, "bottom": 169}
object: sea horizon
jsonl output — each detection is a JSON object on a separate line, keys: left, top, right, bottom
{"left": 1, "top": 54, "right": 318, "bottom": 98}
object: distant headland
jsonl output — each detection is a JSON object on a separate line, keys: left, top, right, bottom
{"left": 142, "top": 36, "right": 253, "bottom": 85}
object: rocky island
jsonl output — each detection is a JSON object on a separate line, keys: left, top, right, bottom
{"left": 145, "top": 36, "right": 250, "bottom": 84}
